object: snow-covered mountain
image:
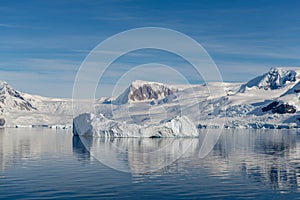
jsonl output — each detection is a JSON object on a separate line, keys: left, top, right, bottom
{"left": 239, "top": 67, "right": 298, "bottom": 92}
{"left": 3, "top": 66, "right": 300, "bottom": 133}
{"left": 113, "top": 80, "right": 176, "bottom": 104}
{"left": 74, "top": 67, "right": 300, "bottom": 136}
{"left": 0, "top": 81, "right": 95, "bottom": 128}
{"left": 0, "top": 81, "right": 36, "bottom": 114}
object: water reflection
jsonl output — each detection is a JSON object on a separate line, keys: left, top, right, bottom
{"left": 72, "top": 129, "right": 300, "bottom": 192}
{"left": 209, "top": 130, "right": 300, "bottom": 192}
{"left": 72, "top": 136, "right": 90, "bottom": 161}
{"left": 0, "top": 128, "right": 71, "bottom": 171}
{"left": 74, "top": 136, "right": 199, "bottom": 173}
{"left": 1, "top": 128, "right": 300, "bottom": 193}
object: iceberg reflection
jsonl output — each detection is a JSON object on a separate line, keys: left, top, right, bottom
{"left": 73, "top": 129, "right": 300, "bottom": 192}
{"left": 77, "top": 136, "right": 199, "bottom": 173}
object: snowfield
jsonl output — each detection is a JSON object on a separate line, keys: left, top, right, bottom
{"left": 2, "top": 67, "right": 300, "bottom": 135}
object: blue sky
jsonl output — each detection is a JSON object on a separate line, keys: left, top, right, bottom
{"left": 1, "top": 0, "right": 300, "bottom": 97}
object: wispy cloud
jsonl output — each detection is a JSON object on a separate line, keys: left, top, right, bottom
{"left": 0, "top": 70, "right": 75, "bottom": 98}
{"left": 0, "top": 23, "right": 17, "bottom": 28}
{"left": 203, "top": 38, "right": 300, "bottom": 61}
{"left": 0, "top": 58, "right": 80, "bottom": 97}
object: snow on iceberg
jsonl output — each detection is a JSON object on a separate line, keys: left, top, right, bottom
{"left": 73, "top": 113, "right": 198, "bottom": 138}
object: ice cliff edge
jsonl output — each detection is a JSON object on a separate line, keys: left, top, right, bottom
{"left": 73, "top": 113, "right": 198, "bottom": 138}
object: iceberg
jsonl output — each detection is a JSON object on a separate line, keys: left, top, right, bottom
{"left": 73, "top": 113, "right": 198, "bottom": 138}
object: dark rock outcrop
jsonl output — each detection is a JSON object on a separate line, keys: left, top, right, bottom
{"left": 294, "top": 89, "right": 300, "bottom": 93}
{"left": 272, "top": 104, "right": 296, "bottom": 114}
{"left": 262, "top": 101, "right": 296, "bottom": 114}
{"left": 0, "top": 118, "right": 5, "bottom": 126}
{"left": 262, "top": 101, "right": 279, "bottom": 112}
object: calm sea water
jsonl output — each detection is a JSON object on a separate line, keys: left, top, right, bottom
{"left": 1, "top": 128, "right": 300, "bottom": 199}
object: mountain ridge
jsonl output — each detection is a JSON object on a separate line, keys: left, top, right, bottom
{"left": 239, "top": 67, "right": 299, "bottom": 92}
{"left": 2, "top": 66, "right": 300, "bottom": 130}
{"left": 0, "top": 81, "right": 37, "bottom": 114}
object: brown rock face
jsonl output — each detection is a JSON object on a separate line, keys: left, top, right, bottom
{"left": 129, "top": 84, "right": 173, "bottom": 101}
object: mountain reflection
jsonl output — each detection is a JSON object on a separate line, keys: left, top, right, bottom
{"left": 210, "top": 129, "right": 300, "bottom": 191}
{"left": 0, "top": 128, "right": 71, "bottom": 171}
{"left": 73, "top": 129, "right": 300, "bottom": 192}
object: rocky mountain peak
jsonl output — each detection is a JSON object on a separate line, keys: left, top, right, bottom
{"left": 0, "top": 81, "right": 36, "bottom": 113}
{"left": 240, "top": 67, "right": 297, "bottom": 92}
{"left": 113, "top": 80, "right": 175, "bottom": 104}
